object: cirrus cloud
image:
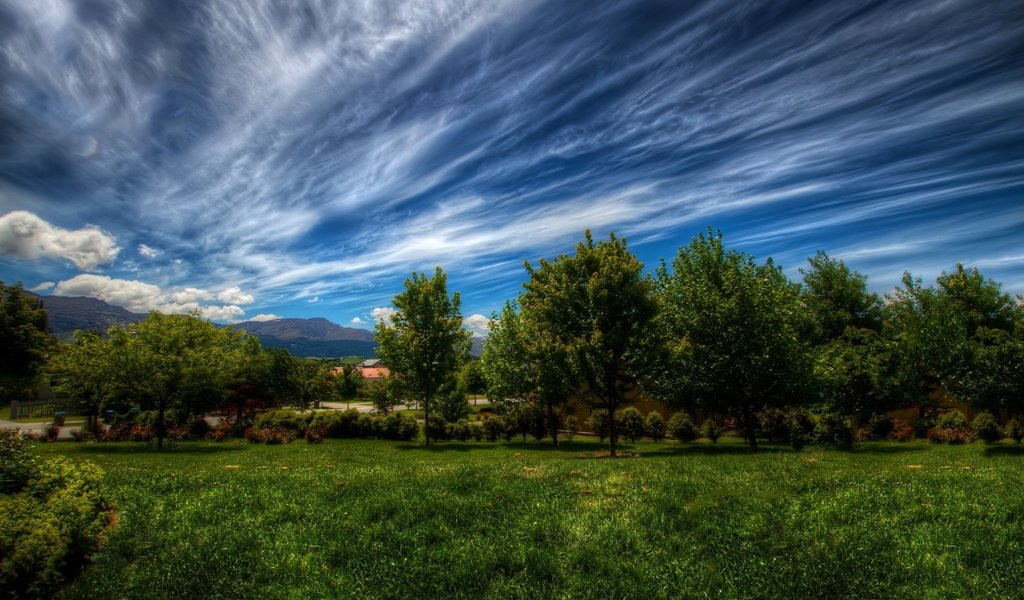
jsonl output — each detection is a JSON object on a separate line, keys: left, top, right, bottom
{"left": 0, "top": 211, "right": 120, "bottom": 270}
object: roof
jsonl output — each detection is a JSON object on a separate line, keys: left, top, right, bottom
{"left": 360, "top": 359, "right": 382, "bottom": 368}
{"left": 359, "top": 367, "right": 390, "bottom": 380}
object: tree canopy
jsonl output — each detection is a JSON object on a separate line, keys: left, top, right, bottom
{"left": 0, "top": 282, "right": 54, "bottom": 401}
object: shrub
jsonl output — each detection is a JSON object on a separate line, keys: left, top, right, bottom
{"left": 188, "top": 417, "right": 211, "bottom": 437}
{"left": 927, "top": 426, "right": 976, "bottom": 444}
{"left": 867, "top": 413, "right": 894, "bottom": 439}
{"left": 379, "top": 412, "right": 419, "bottom": 442}
{"left": 701, "top": 419, "right": 723, "bottom": 443}
{"left": 483, "top": 416, "right": 504, "bottom": 442}
{"left": 887, "top": 418, "right": 913, "bottom": 442}
{"left": 814, "top": 413, "right": 854, "bottom": 450}
{"left": 912, "top": 412, "right": 937, "bottom": 439}
{"left": 469, "top": 422, "right": 484, "bottom": 442}
{"left": 426, "top": 414, "right": 449, "bottom": 442}
{"left": 205, "top": 419, "right": 232, "bottom": 442}
{"left": 449, "top": 419, "right": 471, "bottom": 442}
{"left": 357, "top": 414, "right": 382, "bottom": 438}
{"left": 253, "top": 410, "right": 312, "bottom": 433}
{"left": 617, "top": 407, "right": 646, "bottom": 443}
{"left": 69, "top": 429, "right": 96, "bottom": 443}
{"left": 586, "top": 410, "right": 610, "bottom": 443}
{"left": 565, "top": 416, "right": 580, "bottom": 441}
{"left": 244, "top": 427, "right": 297, "bottom": 444}
{"left": 972, "top": 412, "right": 1002, "bottom": 444}
{"left": 129, "top": 424, "right": 154, "bottom": 442}
{"left": 1005, "top": 419, "right": 1023, "bottom": 443}
{"left": 668, "top": 412, "right": 698, "bottom": 443}
{"left": 789, "top": 421, "right": 807, "bottom": 451}
{"left": 0, "top": 432, "right": 112, "bottom": 599}
{"left": 645, "top": 412, "right": 665, "bottom": 442}
{"left": 304, "top": 425, "right": 326, "bottom": 444}
{"left": 757, "top": 408, "right": 791, "bottom": 443}
{"left": 311, "top": 409, "right": 361, "bottom": 438}
{"left": 937, "top": 410, "right": 969, "bottom": 429}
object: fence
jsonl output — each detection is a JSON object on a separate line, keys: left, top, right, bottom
{"left": 9, "top": 398, "right": 85, "bottom": 420}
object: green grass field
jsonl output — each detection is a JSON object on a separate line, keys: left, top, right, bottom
{"left": 36, "top": 438, "right": 1024, "bottom": 599}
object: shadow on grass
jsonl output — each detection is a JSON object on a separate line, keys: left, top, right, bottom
{"left": 850, "top": 444, "right": 928, "bottom": 454}
{"left": 983, "top": 445, "right": 1024, "bottom": 456}
{"left": 630, "top": 444, "right": 790, "bottom": 457}
{"left": 58, "top": 443, "right": 246, "bottom": 455}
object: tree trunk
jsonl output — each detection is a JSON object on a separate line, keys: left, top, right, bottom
{"left": 608, "top": 400, "right": 618, "bottom": 457}
{"left": 156, "top": 404, "right": 166, "bottom": 450}
{"left": 423, "top": 395, "right": 430, "bottom": 446}
{"left": 743, "top": 407, "right": 758, "bottom": 453}
{"left": 549, "top": 404, "right": 559, "bottom": 446}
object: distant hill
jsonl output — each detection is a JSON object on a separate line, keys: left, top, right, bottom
{"left": 234, "top": 317, "right": 377, "bottom": 358}
{"left": 28, "top": 292, "right": 144, "bottom": 341}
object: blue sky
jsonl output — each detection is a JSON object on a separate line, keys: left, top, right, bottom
{"left": 1, "top": 0, "right": 1022, "bottom": 332}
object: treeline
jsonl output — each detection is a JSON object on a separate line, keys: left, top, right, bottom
{"left": 479, "top": 229, "right": 1024, "bottom": 454}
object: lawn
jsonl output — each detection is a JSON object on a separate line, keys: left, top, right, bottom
{"left": 36, "top": 438, "right": 1024, "bottom": 600}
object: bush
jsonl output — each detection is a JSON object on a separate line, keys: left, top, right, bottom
{"left": 867, "top": 414, "right": 894, "bottom": 439}
{"left": 0, "top": 431, "right": 112, "bottom": 599}
{"left": 912, "top": 412, "right": 937, "bottom": 439}
{"left": 937, "top": 410, "right": 969, "bottom": 429}
{"left": 310, "top": 409, "right": 361, "bottom": 438}
{"left": 69, "top": 429, "right": 96, "bottom": 443}
{"left": 757, "top": 408, "right": 791, "bottom": 443}
{"left": 668, "top": 412, "right": 697, "bottom": 443}
{"left": 645, "top": 412, "right": 665, "bottom": 443}
{"left": 701, "top": 419, "right": 723, "bottom": 443}
{"left": 381, "top": 412, "right": 419, "bottom": 441}
{"left": 304, "top": 425, "right": 326, "bottom": 444}
{"left": 1005, "top": 419, "right": 1023, "bottom": 443}
{"left": 586, "top": 410, "right": 610, "bottom": 443}
{"left": 483, "top": 416, "right": 505, "bottom": 442}
{"left": 887, "top": 418, "right": 913, "bottom": 442}
{"left": 927, "top": 426, "right": 976, "bottom": 445}
{"left": 188, "top": 417, "right": 211, "bottom": 437}
{"left": 244, "top": 427, "right": 297, "bottom": 444}
{"left": 564, "top": 415, "right": 580, "bottom": 441}
{"left": 972, "top": 412, "right": 1002, "bottom": 444}
{"left": 426, "top": 414, "right": 449, "bottom": 442}
{"left": 357, "top": 414, "right": 382, "bottom": 438}
{"left": 205, "top": 419, "right": 232, "bottom": 442}
{"left": 469, "top": 422, "right": 484, "bottom": 442}
{"left": 449, "top": 419, "right": 471, "bottom": 442}
{"left": 617, "top": 407, "right": 646, "bottom": 443}
{"left": 253, "top": 410, "right": 312, "bottom": 433}
{"left": 814, "top": 413, "right": 854, "bottom": 450}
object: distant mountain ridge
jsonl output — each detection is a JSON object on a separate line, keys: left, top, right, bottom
{"left": 29, "top": 292, "right": 484, "bottom": 358}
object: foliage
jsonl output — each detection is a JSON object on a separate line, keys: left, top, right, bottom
{"left": 482, "top": 416, "right": 505, "bottom": 442}
{"left": 435, "top": 379, "right": 470, "bottom": 423}
{"left": 333, "top": 364, "right": 363, "bottom": 407}
{"left": 380, "top": 412, "right": 419, "bottom": 442}
{"left": 565, "top": 415, "right": 580, "bottom": 441}
{"left": 799, "top": 251, "right": 882, "bottom": 343}
{"left": 253, "top": 409, "right": 312, "bottom": 433}
{"left": 887, "top": 418, "right": 914, "bottom": 442}
{"left": 867, "top": 414, "right": 894, "bottom": 439}
{"left": 0, "top": 282, "right": 54, "bottom": 403}
{"left": 616, "top": 407, "right": 646, "bottom": 443}
{"left": 289, "top": 359, "right": 335, "bottom": 410}
{"left": 701, "top": 418, "right": 723, "bottom": 443}
{"left": 927, "top": 426, "right": 976, "bottom": 445}
{"left": 586, "top": 409, "right": 611, "bottom": 443}
{"left": 813, "top": 413, "right": 855, "bottom": 450}
{"left": 0, "top": 432, "right": 110, "bottom": 599}
{"left": 366, "top": 376, "right": 405, "bottom": 415}
{"left": 668, "top": 412, "right": 697, "bottom": 443}
{"left": 645, "top": 412, "right": 665, "bottom": 442}
{"left": 970, "top": 412, "right": 1002, "bottom": 444}
{"left": 1005, "top": 419, "right": 1023, "bottom": 444}
{"left": 519, "top": 231, "right": 659, "bottom": 456}
{"left": 375, "top": 267, "right": 472, "bottom": 446}
{"left": 657, "top": 229, "right": 811, "bottom": 452}
{"left": 459, "top": 360, "right": 487, "bottom": 402}
{"left": 425, "top": 414, "right": 449, "bottom": 443}
{"left": 936, "top": 410, "right": 968, "bottom": 429}
{"left": 244, "top": 427, "right": 297, "bottom": 444}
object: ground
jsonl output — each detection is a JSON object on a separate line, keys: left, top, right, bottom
{"left": 29, "top": 438, "right": 1024, "bottom": 599}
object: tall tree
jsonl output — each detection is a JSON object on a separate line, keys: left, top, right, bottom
{"left": 375, "top": 267, "right": 471, "bottom": 445}
{"left": 334, "top": 364, "right": 363, "bottom": 409}
{"left": 52, "top": 331, "right": 113, "bottom": 433}
{"left": 657, "top": 229, "right": 811, "bottom": 452}
{"left": 0, "top": 282, "right": 54, "bottom": 402}
{"left": 519, "top": 231, "right": 659, "bottom": 456}
{"left": 800, "top": 251, "right": 882, "bottom": 343}
{"left": 459, "top": 360, "right": 487, "bottom": 405}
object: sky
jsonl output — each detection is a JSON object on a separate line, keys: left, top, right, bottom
{"left": 1, "top": 0, "right": 1022, "bottom": 333}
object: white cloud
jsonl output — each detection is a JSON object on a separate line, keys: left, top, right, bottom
{"left": 463, "top": 313, "right": 490, "bottom": 337}
{"left": 53, "top": 274, "right": 252, "bottom": 322}
{"left": 350, "top": 316, "right": 364, "bottom": 324}
{"left": 371, "top": 306, "right": 397, "bottom": 325}
{"left": 249, "top": 313, "right": 281, "bottom": 322}
{"left": 138, "top": 243, "right": 160, "bottom": 258}
{"left": 29, "top": 281, "right": 55, "bottom": 292}
{"left": 216, "top": 286, "right": 255, "bottom": 305}
{"left": 308, "top": 296, "right": 321, "bottom": 304}
{"left": 0, "top": 210, "right": 120, "bottom": 270}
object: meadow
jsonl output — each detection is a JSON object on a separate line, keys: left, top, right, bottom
{"left": 37, "top": 438, "right": 1024, "bottom": 600}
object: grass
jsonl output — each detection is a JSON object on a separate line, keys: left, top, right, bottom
{"left": 35, "top": 438, "right": 1024, "bottom": 599}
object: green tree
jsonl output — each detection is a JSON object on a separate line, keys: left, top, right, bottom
{"left": 290, "top": 359, "right": 335, "bottom": 410}
{"left": 334, "top": 364, "right": 363, "bottom": 409}
{"left": 657, "top": 229, "right": 811, "bottom": 452}
{"left": 51, "top": 331, "right": 113, "bottom": 433}
{"left": 0, "top": 282, "right": 54, "bottom": 402}
{"left": 105, "top": 312, "right": 245, "bottom": 449}
{"left": 800, "top": 251, "right": 882, "bottom": 343}
{"left": 366, "top": 375, "right": 404, "bottom": 414}
{"left": 459, "top": 360, "right": 487, "bottom": 404}
{"left": 375, "top": 267, "right": 472, "bottom": 446}
{"left": 519, "top": 231, "right": 659, "bottom": 456}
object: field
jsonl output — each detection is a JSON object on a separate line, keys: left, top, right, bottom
{"left": 37, "top": 438, "right": 1024, "bottom": 599}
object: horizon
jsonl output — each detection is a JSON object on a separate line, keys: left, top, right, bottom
{"left": 2, "top": 0, "right": 1022, "bottom": 333}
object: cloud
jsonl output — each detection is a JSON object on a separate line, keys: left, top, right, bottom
{"left": 53, "top": 274, "right": 253, "bottom": 322}
{"left": 30, "top": 281, "right": 55, "bottom": 292}
{"left": 137, "top": 244, "right": 160, "bottom": 259}
{"left": 350, "top": 316, "right": 364, "bottom": 324}
{"left": 463, "top": 313, "right": 490, "bottom": 337}
{"left": 0, "top": 211, "right": 119, "bottom": 270}
{"left": 371, "top": 307, "right": 397, "bottom": 326}
{"left": 307, "top": 296, "right": 321, "bottom": 304}
{"left": 216, "top": 286, "right": 255, "bottom": 305}
{"left": 249, "top": 313, "right": 281, "bottom": 322}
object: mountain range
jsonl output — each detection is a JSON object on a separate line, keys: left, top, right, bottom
{"left": 31, "top": 293, "right": 483, "bottom": 358}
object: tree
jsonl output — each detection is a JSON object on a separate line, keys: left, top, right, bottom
{"left": 51, "top": 331, "right": 113, "bottom": 433}
{"left": 657, "top": 229, "right": 811, "bottom": 452}
{"left": 105, "top": 312, "right": 245, "bottom": 449}
{"left": 800, "top": 251, "right": 882, "bottom": 343}
{"left": 290, "top": 359, "right": 335, "bottom": 410}
{"left": 375, "top": 267, "right": 472, "bottom": 446}
{"left": 0, "top": 282, "right": 54, "bottom": 402}
{"left": 334, "top": 364, "right": 363, "bottom": 409}
{"left": 459, "top": 360, "right": 487, "bottom": 404}
{"left": 519, "top": 231, "right": 659, "bottom": 456}
{"left": 366, "top": 375, "right": 404, "bottom": 414}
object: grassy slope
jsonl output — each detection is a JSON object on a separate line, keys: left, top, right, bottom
{"left": 37, "top": 439, "right": 1024, "bottom": 600}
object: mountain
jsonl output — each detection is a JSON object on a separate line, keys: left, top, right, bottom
{"left": 234, "top": 317, "right": 377, "bottom": 358}
{"left": 28, "top": 293, "right": 144, "bottom": 341}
